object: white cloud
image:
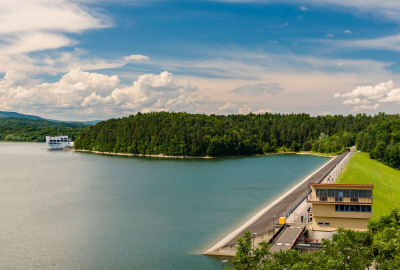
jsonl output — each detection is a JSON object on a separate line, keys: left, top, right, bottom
{"left": 0, "top": 0, "right": 111, "bottom": 34}
{"left": 299, "top": 6, "right": 308, "bottom": 11}
{"left": 231, "top": 83, "right": 284, "bottom": 96}
{"left": 334, "top": 80, "right": 393, "bottom": 100}
{"left": 326, "top": 34, "right": 334, "bottom": 37}
{"left": 252, "top": 109, "right": 275, "bottom": 114}
{"left": 380, "top": 88, "right": 400, "bottom": 103}
{"left": 0, "top": 0, "right": 116, "bottom": 74}
{"left": 123, "top": 54, "right": 150, "bottom": 62}
{"left": 214, "top": 0, "right": 400, "bottom": 22}
{"left": 334, "top": 80, "right": 400, "bottom": 111}
{"left": 218, "top": 102, "right": 237, "bottom": 112}
{"left": 344, "top": 30, "right": 351, "bottom": 34}
{"left": 238, "top": 105, "right": 251, "bottom": 115}
{"left": 351, "top": 104, "right": 380, "bottom": 111}
{"left": 342, "top": 98, "right": 370, "bottom": 105}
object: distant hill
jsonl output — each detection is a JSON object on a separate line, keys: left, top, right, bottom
{"left": 0, "top": 111, "right": 43, "bottom": 120}
{"left": 0, "top": 111, "right": 101, "bottom": 125}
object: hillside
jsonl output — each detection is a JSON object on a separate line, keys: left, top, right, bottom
{"left": 336, "top": 152, "right": 400, "bottom": 219}
{"left": 0, "top": 117, "right": 88, "bottom": 142}
{"left": 0, "top": 111, "right": 43, "bottom": 120}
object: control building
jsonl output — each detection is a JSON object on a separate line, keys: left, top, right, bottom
{"left": 307, "top": 183, "right": 373, "bottom": 231}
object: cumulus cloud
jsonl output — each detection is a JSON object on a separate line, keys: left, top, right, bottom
{"left": 334, "top": 80, "right": 400, "bottom": 111}
{"left": 218, "top": 102, "right": 238, "bottom": 113}
{"left": 326, "top": 34, "right": 334, "bottom": 37}
{"left": 299, "top": 6, "right": 308, "bottom": 10}
{"left": 0, "top": 69, "right": 204, "bottom": 119}
{"left": 334, "top": 80, "right": 393, "bottom": 100}
{"left": 238, "top": 105, "right": 251, "bottom": 115}
{"left": 342, "top": 98, "right": 370, "bottom": 105}
{"left": 231, "top": 83, "right": 284, "bottom": 96}
{"left": 252, "top": 109, "right": 275, "bottom": 114}
{"left": 123, "top": 54, "right": 150, "bottom": 62}
{"left": 344, "top": 30, "right": 351, "bottom": 34}
{"left": 351, "top": 104, "right": 380, "bottom": 112}
{"left": 380, "top": 88, "right": 400, "bottom": 103}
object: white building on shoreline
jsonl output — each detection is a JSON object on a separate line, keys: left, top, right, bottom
{"left": 45, "top": 136, "right": 74, "bottom": 150}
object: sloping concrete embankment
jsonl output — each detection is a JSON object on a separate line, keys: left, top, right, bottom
{"left": 204, "top": 152, "right": 349, "bottom": 256}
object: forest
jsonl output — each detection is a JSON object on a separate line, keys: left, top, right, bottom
{"left": 74, "top": 112, "right": 400, "bottom": 169}
{"left": 0, "top": 117, "right": 88, "bottom": 142}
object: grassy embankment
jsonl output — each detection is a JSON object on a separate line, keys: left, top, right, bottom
{"left": 336, "top": 152, "right": 400, "bottom": 219}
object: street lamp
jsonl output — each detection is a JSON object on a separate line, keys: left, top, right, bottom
{"left": 222, "top": 260, "right": 228, "bottom": 269}
{"left": 252, "top": 233, "right": 257, "bottom": 250}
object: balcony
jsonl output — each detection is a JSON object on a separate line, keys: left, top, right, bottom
{"left": 307, "top": 195, "right": 372, "bottom": 204}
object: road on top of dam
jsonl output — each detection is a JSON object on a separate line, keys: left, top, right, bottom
{"left": 205, "top": 151, "right": 348, "bottom": 252}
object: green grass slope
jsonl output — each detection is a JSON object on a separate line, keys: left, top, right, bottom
{"left": 336, "top": 152, "right": 400, "bottom": 219}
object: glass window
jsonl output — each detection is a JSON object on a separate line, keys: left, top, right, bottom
{"left": 318, "top": 222, "right": 323, "bottom": 225}
{"left": 325, "top": 223, "right": 330, "bottom": 226}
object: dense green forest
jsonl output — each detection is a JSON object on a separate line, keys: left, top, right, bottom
{"left": 0, "top": 117, "right": 88, "bottom": 142}
{"left": 74, "top": 112, "right": 364, "bottom": 155}
{"left": 231, "top": 209, "right": 400, "bottom": 269}
{"left": 75, "top": 111, "right": 400, "bottom": 170}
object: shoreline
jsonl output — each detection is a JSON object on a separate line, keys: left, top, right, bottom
{"left": 203, "top": 156, "right": 334, "bottom": 254}
{"left": 74, "top": 149, "right": 338, "bottom": 159}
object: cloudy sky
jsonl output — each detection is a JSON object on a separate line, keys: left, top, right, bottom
{"left": 2, "top": 0, "right": 400, "bottom": 120}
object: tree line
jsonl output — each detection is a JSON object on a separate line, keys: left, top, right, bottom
{"left": 230, "top": 208, "right": 400, "bottom": 269}
{"left": 74, "top": 112, "right": 373, "bottom": 157}
{"left": 0, "top": 117, "right": 88, "bottom": 142}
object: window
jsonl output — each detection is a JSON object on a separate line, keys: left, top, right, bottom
{"left": 318, "top": 222, "right": 323, "bottom": 226}
{"left": 324, "top": 223, "right": 330, "bottom": 226}
{"left": 351, "top": 197, "right": 359, "bottom": 203}
{"left": 335, "top": 204, "right": 372, "bottom": 212}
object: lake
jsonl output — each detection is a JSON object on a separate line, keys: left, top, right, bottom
{"left": 0, "top": 142, "right": 329, "bottom": 269}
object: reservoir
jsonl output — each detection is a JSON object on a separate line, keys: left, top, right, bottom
{"left": 0, "top": 142, "right": 329, "bottom": 269}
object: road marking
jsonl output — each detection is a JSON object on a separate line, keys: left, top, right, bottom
{"left": 285, "top": 243, "right": 290, "bottom": 246}
{"left": 277, "top": 243, "right": 282, "bottom": 246}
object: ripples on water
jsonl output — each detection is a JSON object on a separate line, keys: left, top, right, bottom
{"left": 0, "top": 142, "right": 329, "bottom": 269}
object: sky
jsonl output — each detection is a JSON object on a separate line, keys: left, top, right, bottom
{"left": 1, "top": 0, "right": 400, "bottom": 120}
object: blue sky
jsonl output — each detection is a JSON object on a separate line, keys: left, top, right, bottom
{"left": 1, "top": 0, "right": 400, "bottom": 120}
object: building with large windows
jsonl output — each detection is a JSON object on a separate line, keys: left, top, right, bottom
{"left": 45, "top": 136, "right": 74, "bottom": 150}
{"left": 307, "top": 183, "right": 374, "bottom": 231}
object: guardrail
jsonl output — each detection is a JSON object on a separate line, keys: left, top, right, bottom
{"left": 282, "top": 151, "right": 351, "bottom": 218}
{"left": 307, "top": 196, "right": 372, "bottom": 204}
{"left": 268, "top": 225, "right": 286, "bottom": 244}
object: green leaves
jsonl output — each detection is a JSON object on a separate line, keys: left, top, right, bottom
{"left": 232, "top": 209, "right": 400, "bottom": 270}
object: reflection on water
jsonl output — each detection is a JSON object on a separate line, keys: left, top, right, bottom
{"left": 0, "top": 142, "right": 329, "bottom": 269}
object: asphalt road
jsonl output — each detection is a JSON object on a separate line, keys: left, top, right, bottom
{"left": 223, "top": 152, "right": 348, "bottom": 246}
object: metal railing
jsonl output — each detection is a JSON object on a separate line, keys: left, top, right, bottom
{"left": 307, "top": 196, "right": 372, "bottom": 204}
{"left": 282, "top": 151, "right": 351, "bottom": 218}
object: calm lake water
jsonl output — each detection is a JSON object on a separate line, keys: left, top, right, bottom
{"left": 0, "top": 142, "right": 329, "bottom": 269}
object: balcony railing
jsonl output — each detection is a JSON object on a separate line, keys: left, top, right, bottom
{"left": 307, "top": 195, "right": 372, "bottom": 204}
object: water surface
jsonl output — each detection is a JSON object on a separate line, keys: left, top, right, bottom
{"left": 0, "top": 142, "right": 329, "bottom": 269}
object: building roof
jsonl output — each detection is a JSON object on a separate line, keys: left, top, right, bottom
{"left": 311, "top": 183, "right": 374, "bottom": 188}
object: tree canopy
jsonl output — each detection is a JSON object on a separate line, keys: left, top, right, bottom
{"left": 230, "top": 208, "right": 400, "bottom": 270}
{"left": 75, "top": 112, "right": 400, "bottom": 170}
{"left": 0, "top": 117, "right": 88, "bottom": 142}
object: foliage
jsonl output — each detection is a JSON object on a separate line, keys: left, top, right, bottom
{"left": 230, "top": 209, "right": 400, "bottom": 270}
{"left": 75, "top": 112, "right": 363, "bottom": 156}
{"left": 336, "top": 152, "right": 400, "bottom": 218}
{"left": 0, "top": 117, "right": 88, "bottom": 142}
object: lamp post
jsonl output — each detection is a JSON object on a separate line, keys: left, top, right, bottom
{"left": 222, "top": 260, "right": 228, "bottom": 269}
{"left": 252, "top": 233, "right": 257, "bottom": 250}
